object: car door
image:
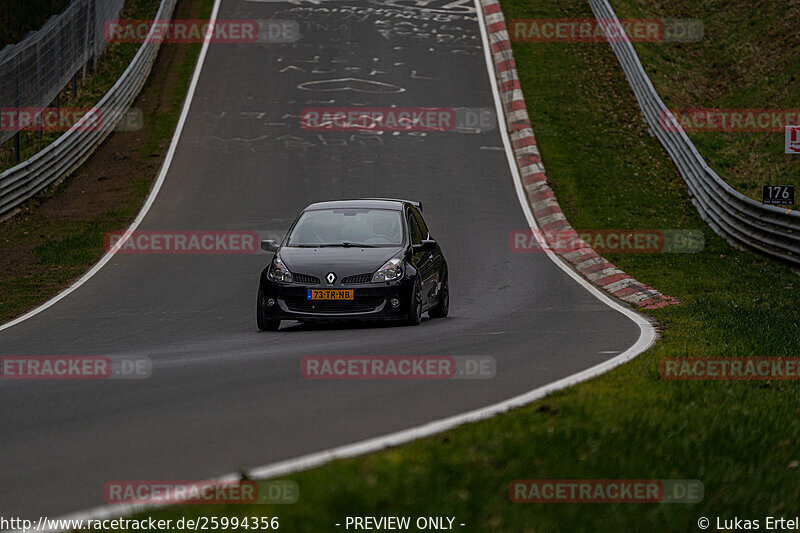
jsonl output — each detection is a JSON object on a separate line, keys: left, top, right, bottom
{"left": 408, "top": 207, "right": 438, "bottom": 306}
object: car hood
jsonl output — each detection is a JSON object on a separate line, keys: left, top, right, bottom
{"left": 279, "top": 246, "right": 403, "bottom": 280}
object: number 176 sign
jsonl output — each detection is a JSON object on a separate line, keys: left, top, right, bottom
{"left": 763, "top": 185, "right": 794, "bottom": 206}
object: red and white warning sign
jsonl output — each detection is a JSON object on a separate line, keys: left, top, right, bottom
{"left": 786, "top": 125, "right": 800, "bottom": 153}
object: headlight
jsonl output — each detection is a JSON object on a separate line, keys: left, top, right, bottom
{"left": 372, "top": 257, "right": 403, "bottom": 282}
{"left": 267, "top": 256, "right": 293, "bottom": 283}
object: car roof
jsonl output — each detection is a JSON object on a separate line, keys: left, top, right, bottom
{"left": 304, "top": 199, "right": 417, "bottom": 211}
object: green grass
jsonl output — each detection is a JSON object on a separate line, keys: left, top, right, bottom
{"left": 0, "top": 0, "right": 163, "bottom": 173}
{"left": 609, "top": 0, "right": 800, "bottom": 205}
{"left": 80, "top": 0, "right": 800, "bottom": 531}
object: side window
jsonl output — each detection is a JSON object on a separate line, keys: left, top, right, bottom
{"left": 412, "top": 208, "right": 429, "bottom": 239}
{"left": 408, "top": 213, "right": 423, "bottom": 245}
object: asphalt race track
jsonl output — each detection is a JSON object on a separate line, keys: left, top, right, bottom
{"left": 0, "top": 0, "right": 641, "bottom": 519}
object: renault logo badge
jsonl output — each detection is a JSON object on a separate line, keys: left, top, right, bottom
{"left": 326, "top": 272, "right": 337, "bottom": 284}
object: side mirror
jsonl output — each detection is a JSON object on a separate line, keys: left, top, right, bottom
{"left": 260, "top": 239, "right": 280, "bottom": 253}
{"left": 413, "top": 239, "right": 437, "bottom": 253}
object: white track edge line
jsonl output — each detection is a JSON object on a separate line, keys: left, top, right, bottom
{"left": 3, "top": 1, "right": 657, "bottom": 530}
{"left": 0, "top": 0, "right": 223, "bottom": 334}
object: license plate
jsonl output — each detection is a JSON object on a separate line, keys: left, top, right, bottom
{"left": 307, "top": 289, "right": 354, "bottom": 300}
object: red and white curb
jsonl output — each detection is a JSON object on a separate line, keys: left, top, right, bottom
{"left": 479, "top": 0, "right": 678, "bottom": 310}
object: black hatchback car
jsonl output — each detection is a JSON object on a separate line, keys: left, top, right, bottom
{"left": 256, "top": 199, "right": 448, "bottom": 330}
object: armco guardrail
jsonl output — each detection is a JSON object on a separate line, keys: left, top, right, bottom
{"left": 589, "top": 0, "right": 800, "bottom": 267}
{"left": 0, "top": 0, "right": 177, "bottom": 218}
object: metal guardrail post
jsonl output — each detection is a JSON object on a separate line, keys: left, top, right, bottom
{"left": 83, "top": 0, "right": 91, "bottom": 82}
{"left": 14, "top": 56, "right": 21, "bottom": 162}
{"left": 36, "top": 39, "right": 43, "bottom": 138}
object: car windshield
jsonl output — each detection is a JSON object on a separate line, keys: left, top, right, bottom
{"left": 286, "top": 208, "right": 404, "bottom": 247}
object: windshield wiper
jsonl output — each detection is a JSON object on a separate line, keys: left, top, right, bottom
{"left": 319, "top": 242, "right": 376, "bottom": 248}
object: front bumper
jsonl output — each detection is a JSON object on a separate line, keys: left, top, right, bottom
{"left": 260, "top": 278, "right": 413, "bottom": 321}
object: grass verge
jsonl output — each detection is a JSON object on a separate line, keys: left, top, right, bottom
{"left": 608, "top": 0, "right": 800, "bottom": 205}
{"left": 81, "top": 0, "right": 800, "bottom": 531}
{"left": 0, "top": 0, "right": 211, "bottom": 323}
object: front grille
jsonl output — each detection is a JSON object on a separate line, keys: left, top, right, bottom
{"left": 284, "top": 297, "right": 383, "bottom": 314}
{"left": 293, "top": 273, "right": 320, "bottom": 285}
{"left": 342, "top": 273, "right": 373, "bottom": 285}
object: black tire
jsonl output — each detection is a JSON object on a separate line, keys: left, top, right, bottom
{"left": 406, "top": 278, "right": 422, "bottom": 326}
{"left": 257, "top": 290, "right": 280, "bottom": 331}
{"left": 428, "top": 268, "right": 449, "bottom": 318}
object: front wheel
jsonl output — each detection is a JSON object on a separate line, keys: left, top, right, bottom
{"left": 257, "top": 290, "right": 280, "bottom": 331}
{"left": 405, "top": 278, "right": 422, "bottom": 326}
{"left": 428, "top": 269, "right": 449, "bottom": 318}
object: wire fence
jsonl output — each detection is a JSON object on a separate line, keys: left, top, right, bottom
{"left": 0, "top": 0, "right": 125, "bottom": 146}
{"left": 0, "top": 0, "right": 176, "bottom": 217}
